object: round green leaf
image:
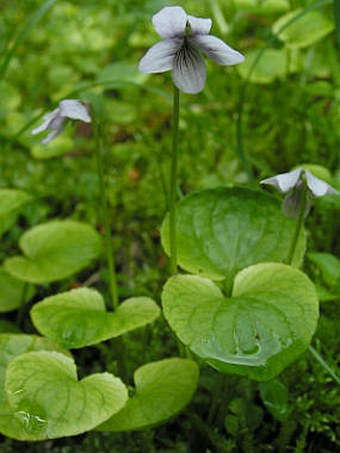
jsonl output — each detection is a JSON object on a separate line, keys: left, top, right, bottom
{"left": 162, "top": 263, "right": 319, "bottom": 381}
{"left": 273, "top": 9, "right": 334, "bottom": 49}
{"left": 237, "top": 48, "right": 301, "bottom": 84}
{"left": 0, "top": 268, "right": 35, "bottom": 313}
{"left": 0, "top": 334, "right": 70, "bottom": 441}
{"left": 161, "top": 188, "right": 306, "bottom": 281}
{"left": 4, "top": 351, "right": 128, "bottom": 440}
{"left": 4, "top": 220, "right": 102, "bottom": 283}
{"left": 98, "top": 358, "right": 199, "bottom": 432}
{"left": 0, "top": 189, "right": 31, "bottom": 237}
{"left": 31, "top": 287, "right": 160, "bottom": 349}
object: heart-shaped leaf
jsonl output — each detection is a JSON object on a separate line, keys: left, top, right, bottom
{"left": 98, "top": 358, "right": 199, "bottom": 431}
{"left": 4, "top": 220, "right": 102, "bottom": 283}
{"left": 0, "top": 334, "right": 70, "bottom": 440}
{"left": 31, "top": 287, "right": 160, "bottom": 348}
{"left": 161, "top": 188, "right": 306, "bottom": 281}
{"left": 162, "top": 263, "right": 319, "bottom": 381}
{"left": 0, "top": 189, "right": 31, "bottom": 237}
{"left": 4, "top": 351, "right": 128, "bottom": 440}
{"left": 273, "top": 9, "right": 334, "bottom": 49}
{"left": 0, "top": 268, "right": 35, "bottom": 313}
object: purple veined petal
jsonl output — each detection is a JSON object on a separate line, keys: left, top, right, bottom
{"left": 187, "top": 15, "right": 212, "bottom": 35}
{"left": 139, "top": 40, "right": 181, "bottom": 73}
{"left": 59, "top": 99, "right": 91, "bottom": 123}
{"left": 31, "top": 109, "right": 59, "bottom": 135}
{"left": 305, "top": 170, "right": 339, "bottom": 197}
{"left": 261, "top": 168, "right": 302, "bottom": 193}
{"left": 172, "top": 44, "right": 206, "bottom": 94}
{"left": 190, "top": 34, "right": 245, "bottom": 65}
{"left": 152, "top": 6, "right": 187, "bottom": 39}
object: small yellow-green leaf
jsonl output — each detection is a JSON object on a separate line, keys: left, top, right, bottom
{"left": 0, "top": 334, "right": 70, "bottom": 440}
{"left": 4, "top": 220, "right": 102, "bottom": 283}
{"left": 4, "top": 351, "right": 128, "bottom": 440}
{"left": 98, "top": 358, "right": 199, "bottom": 431}
{"left": 31, "top": 288, "right": 160, "bottom": 348}
{"left": 0, "top": 268, "right": 35, "bottom": 313}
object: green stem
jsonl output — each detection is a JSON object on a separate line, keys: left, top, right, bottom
{"left": 286, "top": 183, "right": 307, "bottom": 265}
{"left": 93, "top": 117, "right": 119, "bottom": 310}
{"left": 169, "top": 86, "right": 180, "bottom": 274}
{"left": 308, "top": 345, "right": 340, "bottom": 385}
{"left": 16, "top": 282, "right": 29, "bottom": 329}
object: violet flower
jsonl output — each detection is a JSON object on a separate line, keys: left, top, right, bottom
{"left": 32, "top": 99, "right": 91, "bottom": 144}
{"left": 261, "top": 168, "right": 339, "bottom": 218}
{"left": 139, "top": 6, "right": 245, "bottom": 94}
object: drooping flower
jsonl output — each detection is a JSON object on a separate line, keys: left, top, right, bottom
{"left": 261, "top": 168, "right": 339, "bottom": 218}
{"left": 32, "top": 99, "right": 91, "bottom": 144}
{"left": 139, "top": 6, "right": 245, "bottom": 94}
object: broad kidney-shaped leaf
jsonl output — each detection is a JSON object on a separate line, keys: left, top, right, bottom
{"left": 273, "top": 9, "right": 334, "bottom": 49}
{"left": 4, "top": 220, "right": 102, "bottom": 283}
{"left": 0, "top": 189, "right": 31, "bottom": 237}
{"left": 4, "top": 351, "right": 128, "bottom": 440}
{"left": 0, "top": 334, "right": 70, "bottom": 440}
{"left": 161, "top": 188, "right": 305, "bottom": 281}
{"left": 31, "top": 288, "right": 160, "bottom": 349}
{"left": 0, "top": 268, "right": 35, "bottom": 313}
{"left": 98, "top": 358, "right": 199, "bottom": 432}
{"left": 162, "top": 263, "right": 319, "bottom": 381}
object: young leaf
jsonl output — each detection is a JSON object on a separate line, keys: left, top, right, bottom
{"left": 259, "top": 379, "right": 290, "bottom": 421}
{"left": 273, "top": 9, "right": 334, "bottom": 49}
{"left": 97, "top": 358, "right": 199, "bottom": 431}
{"left": 31, "top": 288, "right": 160, "bottom": 348}
{"left": 4, "top": 220, "right": 102, "bottom": 283}
{"left": 4, "top": 351, "right": 128, "bottom": 440}
{"left": 161, "top": 188, "right": 306, "bottom": 281}
{"left": 0, "top": 334, "right": 70, "bottom": 440}
{"left": 0, "top": 189, "right": 31, "bottom": 237}
{"left": 162, "top": 263, "right": 319, "bottom": 381}
{"left": 0, "top": 268, "right": 35, "bottom": 313}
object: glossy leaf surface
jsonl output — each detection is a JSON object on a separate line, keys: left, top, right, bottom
{"left": 5, "top": 351, "right": 128, "bottom": 440}
{"left": 162, "top": 263, "right": 319, "bottom": 381}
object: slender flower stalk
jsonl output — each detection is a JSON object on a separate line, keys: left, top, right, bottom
{"left": 286, "top": 182, "right": 308, "bottom": 264}
{"left": 169, "top": 86, "right": 180, "bottom": 273}
{"left": 93, "top": 118, "right": 119, "bottom": 311}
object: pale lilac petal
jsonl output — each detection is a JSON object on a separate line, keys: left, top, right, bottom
{"left": 282, "top": 190, "right": 311, "bottom": 218}
{"left": 190, "top": 35, "right": 245, "bottom": 65}
{"left": 152, "top": 6, "right": 187, "bottom": 39}
{"left": 139, "top": 40, "right": 181, "bottom": 73}
{"left": 261, "top": 168, "right": 302, "bottom": 193}
{"left": 172, "top": 45, "right": 206, "bottom": 94}
{"left": 187, "top": 15, "right": 212, "bottom": 35}
{"left": 42, "top": 127, "right": 64, "bottom": 144}
{"left": 305, "top": 170, "right": 339, "bottom": 197}
{"left": 31, "top": 109, "right": 59, "bottom": 135}
{"left": 59, "top": 100, "right": 91, "bottom": 123}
